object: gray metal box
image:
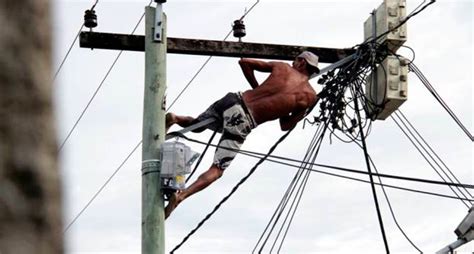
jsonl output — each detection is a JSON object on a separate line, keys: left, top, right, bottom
{"left": 364, "top": 0, "right": 407, "bottom": 52}
{"left": 366, "top": 56, "right": 408, "bottom": 120}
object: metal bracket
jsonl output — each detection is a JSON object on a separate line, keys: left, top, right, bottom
{"left": 154, "top": 4, "right": 163, "bottom": 42}
{"left": 142, "top": 159, "right": 161, "bottom": 175}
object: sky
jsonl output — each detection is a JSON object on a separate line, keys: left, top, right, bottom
{"left": 53, "top": 0, "right": 473, "bottom": 253}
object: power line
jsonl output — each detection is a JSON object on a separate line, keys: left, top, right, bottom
{"left": 166, "top": 0, "right": 261, "bottom": 111}
{"left": 252, "top": 125, "right": 324, "bottom": 253}
{"left": 391, "top": 112, "right": 472, "bottom": 208}
{"left": 234, "top": 147, "right": 474, "bottom": 202}
{"left": 409, "top": 63, "right": 473, "bottom": 141}
{"left": 356, "top": 141, "right": 422, "bottom": 253}
{"left": 397, "top": 110, "right": 473, "bottom": 199}
{"left": 54, "top": 24, "right": 84, "bottom": 81}
{"left": 64, "top": 140, "right": 142, "bottom": 233}
{"left": 256, "top": 122, "right": 328, "bottom": 253}
{"left": 53, "top": 0, "right": 99, "bottom": 81}
{"left": 58, "top": 0, "right": 153, "bottom": 152}
{"left": 352, "top": 86, "right": 389, "bottom": 253}
{"left": 170, "top": 129, "right": 293, "bottom": 253}
{"left": 273, "top": 124, "right": 328, "bottom": 252}
{"left": 176, "top": 134, "right": 474, "bottom": 190}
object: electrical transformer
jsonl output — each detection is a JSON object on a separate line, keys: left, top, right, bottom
{"left": 364, "top": 0, "right": 407, "bottom": 52}
{"left": 366, "top": 56, "right": 409, "bottom": 120}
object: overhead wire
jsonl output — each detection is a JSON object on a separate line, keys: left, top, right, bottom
{"left": 353, "top": 141, "right": 422, "bottom": 253}
{"left": 54, "top": 24, "right": 84, "bottom": 81}
{"left": 53, "top": 0, "right": 99, "bottom": 81}
{"left": 273, "top": 124, "right": 329, "bottom": 252}
{"left": 63, "top": 140, "right": 142, "bottom": 233}
{"left": 252, "top": 123, "right": 325, "bottom": 253}
{"left": 352, "top": 85, "right": 390, "bottom": 253}
{"left": 229, "top": 144, "right": 474, "bottom": 202}
{"left": 58, "top": 0, "right": 153, "bottom": 152}
{"left": 166, "top": 0, "right": 260, "bottom": 111}
{"left": 178, "top": 134, "right": 474, "bottom": 190}
{"left": 170, "top": 129, "right": 294, "bottom": 253}
{"left": 257, "top": 122, "right": 328, "bottom": 253}
{"left": 391, "top": 112, "right": 472, "bottom": 209}
{"left": 397, "top": 110, "right": 473, "bottom": 199}
{"left": 409, "top": 63, "right": 473, "bottom": 141}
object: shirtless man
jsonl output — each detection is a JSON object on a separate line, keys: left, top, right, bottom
{"left": 164, "top": 51, "right": 320, "bottom": 218}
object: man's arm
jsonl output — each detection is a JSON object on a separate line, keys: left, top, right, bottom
{"left": 239, "top": 58, "right": 274, "bottom": 89}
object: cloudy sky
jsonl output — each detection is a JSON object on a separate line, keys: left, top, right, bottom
{"left": 53, "top": 0, "right": 473, "bottom": 253}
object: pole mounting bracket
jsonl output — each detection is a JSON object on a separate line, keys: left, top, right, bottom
{"left": 154, "top": 3, "right": 163, "bottom": 42}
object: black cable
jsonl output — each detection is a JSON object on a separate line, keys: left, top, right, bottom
{"left": 411, "top": 65, "right": 471, "bottom": 140}
{"left": 409, "top": 63, "right": 473, "bottom": 141}
{"left": 397, "top": 110, "right": 473, "bottom": 199}
{"left": 54, "top": 24, "right": 84, "bottom": 81}
{"left": 274, "top": 124, "right": 330, "bottom": 252}
{"left": 391, "top": 113, "right": 471, "bottom": 209}
{"left": 353, "top": 86, "right": 390, "bottom": 253}
{"left": 64, "top": 140, "right": 142, "bottom": 233}
{"left": 185, "top": 131, "right": 217, "bottom": 183}
{"left": 58, "top": 1, "right": 153, "bottom": 152}
{"left": 354, "top": 141, "right": 422, "bottom": 253}
{"left": 170, "top": 129, "right": 293, "bottom": 253}
{"left": 235, "top": 149, "right": 473, "bottom": 202}
{"left": 53, "top": 0, "right": 99, "bottom": 82}
{"left": 177, "top": 133, "right": 474, "bottom": 189}
{"left": 252, "top": 124, "right": 325, "bottom": 253}
{"left": 166, "top": 0, "right": 261, "bottom": 111}
{"left": 261, "top": 123, "right": 328, "bottom": 253}
{"left": 393, "top": 111, "right": 471, "bottom": 201}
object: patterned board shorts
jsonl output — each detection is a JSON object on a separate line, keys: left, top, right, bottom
{"left": 194, "top": 92, "right": 257, "bottom": 170}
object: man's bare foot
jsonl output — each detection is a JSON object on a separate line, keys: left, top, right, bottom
{"left": 165, "top": 191, "right": 182, "bottom": 219}
{"left": 165, "top": 113, "right": 177, "bottom": 132}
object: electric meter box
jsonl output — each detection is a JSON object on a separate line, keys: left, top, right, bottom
{"left": 160, "top": 141, "right": 200, "bottom": 191}
{"left": 160, "top": 141, "right": 200, "bottom": 178}
{"left": 366, "top": 55, "right": 408, "bottom": 120}
{"left": 364, "top": 0, "right": 407, "bottom": 52}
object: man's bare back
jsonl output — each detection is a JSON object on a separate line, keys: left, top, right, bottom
{"left": 240, "top": 59, "right": 318, "bottom": 130}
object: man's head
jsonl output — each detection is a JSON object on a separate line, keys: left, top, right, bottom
{"left": 293, "top": 51, "right": 320, "bottom": 76}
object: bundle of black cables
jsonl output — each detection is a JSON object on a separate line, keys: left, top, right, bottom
{"left": 309, "top": 42, "right": 393, "bottom": 142}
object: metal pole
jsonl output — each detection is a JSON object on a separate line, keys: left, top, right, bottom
{"left": 436, "top": 239, "right": 467, "bottom": 254}
{"left": 142, "top": 6, "right": 166, "bottom": 254}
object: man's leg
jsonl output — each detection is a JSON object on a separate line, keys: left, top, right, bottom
{"left": 165, "top": 164, "right": 223, "bottom": 219}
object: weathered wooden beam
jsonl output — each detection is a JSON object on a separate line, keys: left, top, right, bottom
{"left": 80, "top": 31, "right": 355, "bottom": 63}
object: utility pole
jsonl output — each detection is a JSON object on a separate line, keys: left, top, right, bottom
{"left": 79, "top": 3, "right": 353, "bottom": 253}
{"left": 0, "top": 0, "right": 62, "bottom": 253}
{"left": 141, "top": 5, "right": 166, "bottom": 254}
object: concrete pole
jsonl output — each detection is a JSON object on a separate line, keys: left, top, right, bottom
{"left": 142, "top": 6, "right": 166, "bottom": 254}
